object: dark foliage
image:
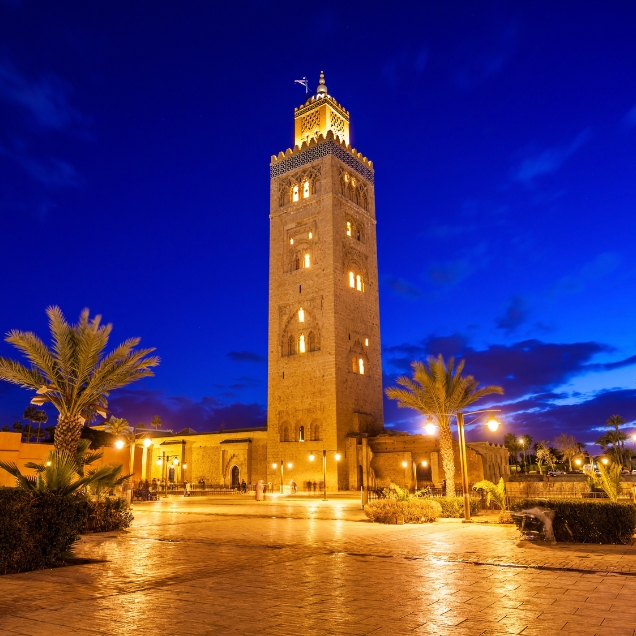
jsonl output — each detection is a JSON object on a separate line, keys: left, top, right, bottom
{"left": 83, "top": 497, "right": 133, "bottom": 532}
{"left": 510, "top": 498, "right": 636, "bottom": 544}
{"left": 80, "top": 426, "right": 116, "bottom": 449}
{"left": 0, "top": 488, "right": 89, "bottom": 574}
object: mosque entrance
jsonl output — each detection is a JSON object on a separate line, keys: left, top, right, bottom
{"left": 231, "top": 465, "right": 240, "bottom": 488}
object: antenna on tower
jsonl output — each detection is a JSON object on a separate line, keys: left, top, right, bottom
{"left": 294, "top": 76, "right": 309, "bottom": 95}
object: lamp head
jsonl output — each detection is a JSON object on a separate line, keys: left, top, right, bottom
{"left": 308, "top": 453, "right": 315, "bottom": 462}
{"left": 423, "top": 416, "right": 436, "bottom": 436}
{"left": 272, "top": 463, "right": 277, "bottom": 469}
{"left": 486, "top": 417, "right": 500, "bottom": 432}
{"left": 421, "top": 460, "right": 427, "bottom": 467}
{"left": 114, "top": 439, "right": 125, "bottom": 450}
{"left": 183, "top": 463, "right": 187, "bottom": 469}
{"left": 157, "top": 458, "right": 162, "bottom": 466}
{"left": 334, "top": 453, "right": 341, "bottom": 461}
{"left": 287, "top": 462, "right": 292, "bottom": 469}
{"left": 401, "top": 461, "right": 407, "bottom": 468}
{"left": 601, "top": 457, "right": 609, "bottom": 465}
{"left": 173, "top": 458, "right": 179, "bottom": 465}
{"left": 143, "top": 438, "right": 152, "bottom": 447}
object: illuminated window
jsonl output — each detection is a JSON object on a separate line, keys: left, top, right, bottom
{"left": 346, "top": 221, "right": 352, "bottom": 236}
{"left": 365, "top": 338, "right": 369, "bottom": 346}
{"left": 292, "top": 185, "right": 299, "bottom": 202}
{"left": 299, "top": 425, "right": 305, "bottom": 442}
{"left": 356, "top": 274, "right": 362, "bottom": 291}
{"left": 351, "top": 357, "right": 357, "bottom": 372}
{"left": 299, "top": 334, "right": 306, "bottom": 353}
{"left": 290, "top": 238, "right": 294, "bottom": 245}
{"left": 351, "top": 178, "right": 357, "bottom": 188}
{"left": 298, "top": 307, "right": 305, "bottom": 322}
{"left": 304, "top": 253, "right": 310, "bottom": 268}
{"left": 359, "top": 358, "right": 365, "bottom": 375}
{"left": 308, "top": 231, "right": 312, "bottom": 239}
{"left": 344, "top": 173, "right": 350, "bottom": 183}
{"left": 349, "top": 271, "right": 355, "bottom": 288}
{"left": 303, "top": 181, "right": 310, "bottom": 198}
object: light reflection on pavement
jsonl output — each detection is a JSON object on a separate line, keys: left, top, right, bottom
{"left": 1, "top": 497, "right": 636, "bottom": 635}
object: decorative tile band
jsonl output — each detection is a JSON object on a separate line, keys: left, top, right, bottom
{"left": 270, "top": 141, "right": 374, "bottom": 184}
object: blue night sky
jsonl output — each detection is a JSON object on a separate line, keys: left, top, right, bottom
{"left": 1, "top": 1, "right": 635, "bottom": 449}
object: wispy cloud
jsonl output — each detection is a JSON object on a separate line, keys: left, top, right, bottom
{"left": 548, "top": 252, "right": 620, "bottom": 297}
{"left": 0, "top": 59, "right": 89, "bottom": 131}
{"left": 512, "top": 129, "right": 591, "bottom": 186}
{"left": 623, "top": 105, "right": 636, "bottom": 128}
{"left": 428, "top": 258, "right": 472, "bottom": 285}
{"left": 495, "top": 296, "right": 528, "bottom": 335}
{"left": 382, "top": 275, "right": 425, "bottom": 299}
{"left": 227, "top": 350, "right": 266, "bottom": 363}
{"left": 0, "top": 143, "right": 82, "bottom": 187}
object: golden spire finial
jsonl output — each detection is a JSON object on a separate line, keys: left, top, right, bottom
{"left": 317, "top": 71, "right": 328, "bottom": 96}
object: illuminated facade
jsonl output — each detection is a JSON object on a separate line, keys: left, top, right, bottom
{"left": 267, "top": 73, "right": 384, "bottom": 491}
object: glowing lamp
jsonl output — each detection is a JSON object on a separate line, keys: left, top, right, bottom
{"left": 272, "top": 463, "right": 277, "bottom": 469}
{"left": 143, "top": 438, "right": 152, "bottom": 447}
{"left": 46, "top": 461, "right": 52, "bottom": 467}
{"left": 309, "top": 453, "right": 315, "bottom": 462}
{"left": 575, "top": 459, "right": 582, "bottom": 466}
{"left": 157, "top": 458, "right": 163, "bottom": 466}
{"left": 486, "top": 417, "right": 500, "bottom": 432}
{"left": 421, "top": 460, "right": 428, "bottom": 467}
{"left": 402, "top": 461, "right": 407, "bottom": 468}
{"left": 334, "top": 453, "right": 341, "bottom": 461}
{"left": 183, "top": 463, "right": 187, "bottom": 469}
{"left": 173, "top": 458, "right": 179, "bottom": 465}
{"left": 517, "top": 437, "right": 524, "bottom": 445}
{"left": 287, "top": 462, "right": 292, "bottom": 469}
{"left": 601, "top": 458, "right": 609, "bottom": 465}
{"left": 114, "top": 439, "right": 125, "bottom": 450}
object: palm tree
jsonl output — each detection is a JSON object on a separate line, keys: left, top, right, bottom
{"left": 12, "top": 420, "right": 23, "bottom": 434}
{"left": 102, "top": 417, "right": 131, "bottom": 437}
{"left": 23, "top": 405, "right": 38, "bottom": 436}
{"left": 0, "top": 306, "right": 159, "bottom": 454}
{"left": 32, "top": 409, "right": 48, "bottom": 443}
{"left": 503, "top": 433, "right": 522, "bottom": 470}
{"left": 151, "top": 415, "right": 162, "bottom": 431}
{"left": 386, "top": 355, "right": 503, "bottom": 497}
{"left": 605, "top": 414, "right": 627, "bottom": 466}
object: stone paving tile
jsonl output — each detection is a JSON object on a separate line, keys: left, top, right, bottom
{"left": 1, "top": 499, "right": 636, "bottom": 635}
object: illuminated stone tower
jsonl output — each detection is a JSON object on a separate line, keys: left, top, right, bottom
{"left": 267, "top": 72, "right": 383, "bottom": 491}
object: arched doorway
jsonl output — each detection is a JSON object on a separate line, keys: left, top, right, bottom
{"left": 231, "top": 465, "right": 240, "bottom": 488}
{"left": 416, "top": 462, "right": 432, "bottom": 488}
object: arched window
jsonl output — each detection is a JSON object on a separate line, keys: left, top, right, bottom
{"left": 308, "top": 331, "right": 315, "bottom": 352}
{"left": 352, "top": 357, "right": 357, "bottom": 372}
{"left": 298, "top": 307, "right": 305, "bottom": 322}
{"left": 308, "top": 231, "right": 312, "bottom": 239}
{"left": 356, "top": 229, "right": 361, "bottom": 241}
{"left": 288, "top": 335, "right": 295, "bottom": 356}
{"left": 311, "top": 423, "right": 321, "bottom": 441}
{"left": 303, "top": 181, "right": 310, "bottom": 198}
{"left": 283, "top": 426, "right": 289, "bottom": 442}
{"left": 289, "top": 238, "right": 294, "bottom": 245}
{"left": 356, "top": 274, "right": 363, "bottom": 291}
{"left": 292, "top": 185, "right": 299, "bottom": 202}
{"left": 299, "top": 334, "right": 306, "bottom": 353}
{"left": 299, "top": 425, "right": 305, "bottom": 442}
{"left": 304, "top": 253, "right": 310, "bottom": 268}
{"left": 295, "top": 255, "right": 300, "bottom": 270}
{"left": 349, "top": 271, "right": 355, "bottom": 288}
{"left": 359, "top": 358, "right": 365, "bottom": 375}
{"left": 346, "top": 221, "right": 352, "bottom": 236}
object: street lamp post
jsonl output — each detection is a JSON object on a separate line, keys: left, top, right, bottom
{"left": 456, "top": 410, "right": 501, "bottom": 523}
{"left": 308, "top": 450, "right": 341, "bottom": 500}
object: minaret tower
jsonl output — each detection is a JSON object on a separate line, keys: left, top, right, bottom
{"left": 267, "top": 72, "right": 383, "bottom": 492}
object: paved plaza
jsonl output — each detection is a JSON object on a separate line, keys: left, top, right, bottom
{"left": 1, "top": 497, "right": 636, "bottom": 635}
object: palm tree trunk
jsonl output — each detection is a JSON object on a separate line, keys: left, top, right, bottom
{"left": 438, "top": 422, "right": 456, "bottom": 497}
{"left": 54, "top": 415, "right": 84, "bottom": 454}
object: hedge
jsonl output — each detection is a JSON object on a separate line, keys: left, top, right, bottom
{"left": 419, "top": 496, "right": 481, "bottom": 518}
{"left": 83, "top": 497, "right": 133, "bottom": 532}
{"left": 0, "top": 488, "right": 89, "bottom": 574}
{"left": 365, "top": 498, "right": 442, "bottom": 524}
{"left": 510, "top": 498, "right": 636, "bottom": 544}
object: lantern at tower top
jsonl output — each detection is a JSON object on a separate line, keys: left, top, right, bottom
{"left": 293, "top": 71, "right": 350, "bottom": 147}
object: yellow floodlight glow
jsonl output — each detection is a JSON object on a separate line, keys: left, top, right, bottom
{"left": 334, "top": 453, "right": 341, "bottom": 461}
{"left": 114, "top": 439, "right": 125, "bottom": 450}
{"left": 601, "top": 458, "right": 609, "bottom": 465}
{"left": 424, "top": 416, "right": 436, "bottom": 436}
{"left": 157, "top": 458, "right": 163, "bottom": 466}
{"left": 287, "top": 462, "right": 292, "bottom": 469}
{"left": 486, "top": 417, "right": 500, "bottom": 432}
{"left": 143, "top": 438, "right": 152, "bottom": 447}
{"left": 183, "top": 463, "right": 187, "bottom": 469}
{"left": 422, "top": 460, "right": 428, "bottom": 467}
{"left": 173, "top": 458, "right": 179, "bottom": 465}
{"left": 272, "top": 463, "right": 277, "bottom": 469}
{"left": 401, "top": 461, "right": 407, "bottom": 468}
{"left": 46, "top": 461, "right": 51, "bottom": 467}
{"left": 308, "top": 453, "right": 315, "bottom": 462}
{"left": 575, "top": 459, "right": 582, "bottom": 466}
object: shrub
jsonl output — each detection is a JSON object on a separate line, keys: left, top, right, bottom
{"left": 365, "top": 498, "right": 441, "bottom": 524}
{"left": 510, "top": 498, "right": 636, "bottom": 544}
{"left": 0, "top": 487, "right": 89, "bottom": 574}
{"left": 83, "top": 497, "right": 133, "bottom": 532}
{"left": 420, "top": 496, "right": 480, "bottom": 518}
